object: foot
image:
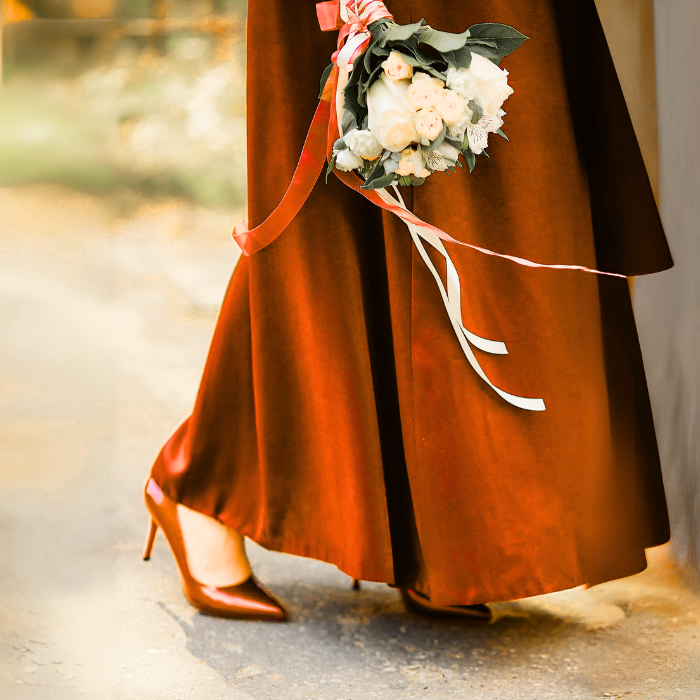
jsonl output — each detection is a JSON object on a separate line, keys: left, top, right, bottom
{"left": 400, "top": 588, "right": 493, "bottom": 622}
{"left": 176, "top": 504, "right": 252, "bottom": 588}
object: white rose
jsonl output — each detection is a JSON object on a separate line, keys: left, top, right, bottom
{"left": 335, "top": 149, "right": 364, "bottom": 172}
{"left": 467, "top": 53, "right": 514, "bottom": 115}
{"left": 367, "top": 76, "right": 418, "bottom": 152}
{"left": 381, "top": 51, "right": 413, "bottom": 81}
{"left": 445, "top": 65, "right": 479, "bottom": 101}
{"left": 344, "top": 129, "right": 383, "bottom": 159}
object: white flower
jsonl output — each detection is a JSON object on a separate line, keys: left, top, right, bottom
{"left": 344, "top": 129, "right": 383, "bottom": 159}
{"left": 445, "top": 110, "right": 473, "bottom": 142}
{"left": 468, "top": 53, "right": 514, "bottom": 114}
{"left": 445, "top": 66, "right": 479, "bottom": 102}
{"left": 367, "top": 75, "right": 418, "bottom": 152}
{"left": 424, "top": 142, "right": 460, "bottom": 172}
{"left": 465, "top": 112, "right": 504, "bottom": 154}
{"left": 335, "top": 149, "right": 364, "bottom": 172}
{"left": 396, "top": 147, "right": 425, "bottom": 177}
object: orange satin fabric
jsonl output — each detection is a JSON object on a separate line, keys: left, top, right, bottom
{"left": 151, "top": 0, "right": 672, "bottom": 605}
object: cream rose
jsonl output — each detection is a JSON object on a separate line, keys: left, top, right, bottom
{"left": 335, "top": 149, "right": 363, "bottom": 172}
{"left": 435, "top": 89, "right": 467, "bottom": 125}
{"left": 466, "top": 53, "right": 514, "bottom": 114}
{"left": 395, "top": 147, "right": 425, "bottom": 177}
{"left": 367, "top": 77, "right": 418, "bottom": 152}
{"left": 381, "top": 50, "right": 413, "bottom": 81}
{"left": 414, "top": 108, "right": 443, "bottom": 143}
{"left": 407, "top": 72, "right": 445, "bottom": 111}
{"left": 344, "top": 128, "right": 383, "bottom": 159}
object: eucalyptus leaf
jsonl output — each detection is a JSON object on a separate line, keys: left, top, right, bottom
{"left": 333, "top": 136, "right": 347, "bottom": 151}
{"left": 418, "top": 27, "right": 470, "bottom": 52}
{"left": 380, "top": 150, "right": 392, "bottom": 163}
{"left": 362, "top": 170, "right": 397, "bottom": 190}
{"left": 390, "top": 152, "right": 402, "bottom": 161}
{"left": 411, "top": 177, "right": 426, "bottom": 186}
{"left": 319, "top": 63, "right": 334, "bottom": 99}
{"left": 466, "top": 23, "right": 528, "bottom": 58}
{"left": 468, "top": 100, "right": 483, "bottom": 124}
{"left": 384, "top": 159, "right": 399, "bottom": 173}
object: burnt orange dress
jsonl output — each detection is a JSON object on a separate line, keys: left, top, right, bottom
{"left": 151, "top": 0, "right": 673, "bottom": 605}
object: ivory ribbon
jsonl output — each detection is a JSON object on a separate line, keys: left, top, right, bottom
{"left": 380, "top": 186, "right": 546, "bottom": 412}
{"left": 231, "top": 0, "right": 628, "bottom": 410}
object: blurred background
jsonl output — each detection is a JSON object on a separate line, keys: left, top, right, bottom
{"left": 0, "top": 0, "right": 247, "bottom": 208}
{"left": 0, "top": 1, "right": 698, "bottom": 698}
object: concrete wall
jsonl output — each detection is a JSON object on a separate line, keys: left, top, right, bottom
{"left": 595, "top": 0, "right": 700, "bottom": 580}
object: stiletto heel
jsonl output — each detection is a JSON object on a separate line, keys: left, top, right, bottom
{"left": 352, "top": 578, "right": 361, "bottom": 591}
{"left": 143, "top": 517, "right": 158, "bottom": 560}
{"left": 142, "top": 478, "right": 287, "bottom": 621}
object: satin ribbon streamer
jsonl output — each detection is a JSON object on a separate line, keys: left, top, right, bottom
{"left": 232, "top": 0, "right": 626, "bottom": 411}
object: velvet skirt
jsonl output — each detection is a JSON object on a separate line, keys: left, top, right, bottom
{"left": 151, "top": 0, "right": 674, "bottom": 605}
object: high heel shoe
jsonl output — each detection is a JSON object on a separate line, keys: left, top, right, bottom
{"left": 400, "top": 588, "right": 492, "bottom": 623}
{"left": 142, "top": 478, "right": 287, "bottom": 621}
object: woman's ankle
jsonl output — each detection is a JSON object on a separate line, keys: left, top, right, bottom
{"left": 176, "top": 504, "right": 252, "bottom": 587}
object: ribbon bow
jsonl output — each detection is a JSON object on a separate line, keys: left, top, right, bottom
{"left": 317, "top": 0, "right": 394, "bottom": 71}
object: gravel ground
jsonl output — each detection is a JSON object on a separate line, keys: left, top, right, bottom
{"left": 1, "top": 186, "right": 699, "bottom": 700}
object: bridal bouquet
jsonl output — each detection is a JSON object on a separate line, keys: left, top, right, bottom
{"left": 325, "top": 17, "right": 528, "bottom": 189}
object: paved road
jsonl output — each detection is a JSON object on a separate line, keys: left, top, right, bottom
{"left": 1, "top": 186, "right": 699, "bottom": 700}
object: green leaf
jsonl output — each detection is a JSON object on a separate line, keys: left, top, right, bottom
{"left": 411, "top": 177, "right": 426, "bottom": 186}
{"left": 361, "top": 158, "right": 388, "bottom": 188}
{"left": 384, "top": 159, "right": 399, "bottom": 174}
{"left": 333, "top": 136, "right": 348, "bottom": 151}
{"left": 378, "top": 20, "right": 426, "bottom": 47}
{"left": 466, "top": 23, "right": 528, "bottom": 58}
{"left": 468, "top": 100, "right": 483, "bottom": 124}
{"left": 393, "top": 51, "right": 447, "bottom": 81}
{"left": 358, "top": 63, "right": 384, "bottom": 108}
{"left": 342, "top": 110, "right": 356, "bottom": 135}
{"left": 418, "top": 27, "right": 470, "bottom": 52}
{"left": 398, "top": 175, "right": 412, "bottom": 186}
{"left": 441, "top": 44, "right": 472, "bottom": 70}
{"left": 326, "top": 154, "right": 338, "bottom": 184}
{"left": 362, "top": 170, "right": 397, "bottom": 190}
{"left": 319, "top": 63, "right": 334, "bottom": 99}
{"left": 496, "top": 128, "right": 509, "bottom": 141}
{"left": 462, "top": 147, "right": 476, "bottom": 174}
